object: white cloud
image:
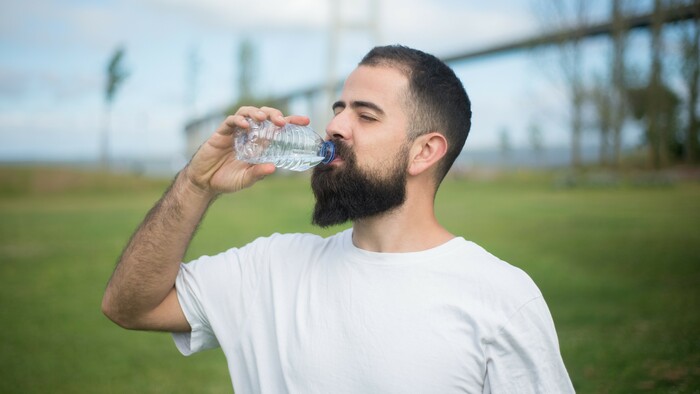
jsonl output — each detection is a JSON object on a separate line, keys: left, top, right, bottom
{"left": 139, "top": 0, "right": 329, "bottom": 33}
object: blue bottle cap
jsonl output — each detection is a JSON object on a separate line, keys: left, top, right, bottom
{"left": 321, "top": 141, "right": 335, "bottom": 164}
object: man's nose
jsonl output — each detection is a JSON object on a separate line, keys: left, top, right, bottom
{"left": 325, "top": 112, "right": 351, "bottom": 141}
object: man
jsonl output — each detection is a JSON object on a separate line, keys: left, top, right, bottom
{"left": 102, "top": 45, "right": 574, "bottom": 393}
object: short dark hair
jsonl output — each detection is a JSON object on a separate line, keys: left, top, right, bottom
{"left": 359, "top": 45, "right": 472, "bottom": 184}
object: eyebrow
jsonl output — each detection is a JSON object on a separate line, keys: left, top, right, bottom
{"left": 332, "top": 100, "right": 385, "bottom": 116}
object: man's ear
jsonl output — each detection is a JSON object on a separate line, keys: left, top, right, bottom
{"left": 407, "top": 132, "right": 448, "bottom": 176}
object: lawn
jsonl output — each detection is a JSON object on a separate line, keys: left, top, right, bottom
{"left": 1, "top": 166, "right": 698, "bottom": 393}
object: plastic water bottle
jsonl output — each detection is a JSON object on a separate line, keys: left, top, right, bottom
{"left": 233, "top": 118, "right": 335, "bottom": 171}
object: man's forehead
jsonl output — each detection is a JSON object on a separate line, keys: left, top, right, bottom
{"left": 339, "top": 66, "right": 408, "bottom": 109}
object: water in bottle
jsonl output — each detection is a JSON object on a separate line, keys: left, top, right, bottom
{"left": 234, "top": 118, "right": 335, "bottom": 171}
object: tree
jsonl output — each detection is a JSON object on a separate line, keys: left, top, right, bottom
{"left": 499, "top": 127, "right": 512, "bottom": 167}
{"left": 103, "top": 46, "right": 129, "bottom": 169}
{"left": 589, "top": 77, "right": 614, "bottom": 166}
{"left": 238, "top": 39, "right": 255, "bottom": 102}
{"left": 528, "top": 122, "right": 546, "bottom": 167}
{"left": 610, "top": 0, "right": 629, "bottom": 168}
{"left": 535, "top": 0, "right": 592, "bottom": 169}
{"left": 627, "top": 82, "right": 682, "bottom": 163}
{"left": 646, "top": 0, "right": 668, "bottom": 168}
{"left": 677, "top": 0, "right": 700, "bottom": 164}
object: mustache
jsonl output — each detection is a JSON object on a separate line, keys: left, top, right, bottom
{"left": 315, "top": 138, "right": 353, "bottom": 172}
{"left": 329, "top": 138, "right": 352, "bottom": 161}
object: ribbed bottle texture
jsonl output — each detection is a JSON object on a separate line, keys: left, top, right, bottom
{"left": 233, "top": 118, "right": 335, "bottom": 171}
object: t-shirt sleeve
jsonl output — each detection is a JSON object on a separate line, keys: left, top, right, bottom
{"left": 172, "top": 258, "right": 220, "bottom": 356}
{"left": 171, "top": 236, "right": 274, "bottom": 356}
{"left": 483, "top": 296, "right": 575, "bottom": 393}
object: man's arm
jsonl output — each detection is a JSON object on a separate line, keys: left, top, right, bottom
{"left": 101, "top": 107, "right": 310, "bottom": 332}
{"left": 101, "top": 171, "right": 215, "bottom": 331}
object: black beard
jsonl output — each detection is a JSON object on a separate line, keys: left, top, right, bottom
{"left": 310, "top": 140, "right": 408, "bottom": 228}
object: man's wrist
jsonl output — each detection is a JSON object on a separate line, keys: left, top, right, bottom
{"left": 176, "top": 167, "right": 218, "bottom": 204}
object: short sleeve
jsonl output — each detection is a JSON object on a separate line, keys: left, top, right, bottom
{"left": 171, "top": 236, "right": 276, "bottom": 356}
{"left": 172, "top": 260, "right": 221, "bottom": 355}
{"left": 483, "top": 297, "right": 575, "bottom": 393}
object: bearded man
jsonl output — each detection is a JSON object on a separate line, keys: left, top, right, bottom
{"left": 102, "top": 45, "right": 574, "bottom": 393}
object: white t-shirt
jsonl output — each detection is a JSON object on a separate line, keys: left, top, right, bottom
{"left": 173, "top": 229, "right": 574, "bottom": 393}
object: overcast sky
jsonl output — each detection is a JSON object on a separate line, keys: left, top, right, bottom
{"left": 1, "top": 0, "right": 631, "bottom": 165}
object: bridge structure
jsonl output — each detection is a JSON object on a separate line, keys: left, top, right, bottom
{"left": 184, "top": 2, "right": 698, "bottom": 159}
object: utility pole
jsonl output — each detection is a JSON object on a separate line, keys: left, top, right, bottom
{"left": 611, "top": 0, "right": 627, "bottom": 168}
{"left": 323, "top": 0, "right": 381, "bottom": 128}
{"left": 186, "top": 46, "right": 201, "bottom": 118}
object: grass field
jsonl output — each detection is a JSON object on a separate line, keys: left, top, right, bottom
{"left": 1, "top": 166, "right": 699, "bottom": 393}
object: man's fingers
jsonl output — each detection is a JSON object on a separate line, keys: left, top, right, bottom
{"left": 255, "top": 107, "right": 307, "bottom": 127}
{"left": 246, "top": 163, "right": 276, "bottom": 184}
{"left": 284, "top": 115, "right": 311, "bottom": 126}
{"left": 259, "top": 107, "right": 286, "bottom": 126}
{"left": 216, "top": 107, "right": 310, "bottom": 137}
{"left": 217, "top": 115, "right": 246, "bottom": 136}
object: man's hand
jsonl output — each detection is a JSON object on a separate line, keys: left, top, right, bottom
{"left": 184, "top": 106, "right": 311, "bottom": 197}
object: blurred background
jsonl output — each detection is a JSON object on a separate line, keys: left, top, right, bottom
{"left": 2, "top": 0, "right": 697, "bottom": 174}
{"left": 1, "top": 0, "right": 699, "bottom": 393}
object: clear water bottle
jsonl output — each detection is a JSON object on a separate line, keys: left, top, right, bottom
{"left": 233, "top": 118, "right": 335, "bottom": 171}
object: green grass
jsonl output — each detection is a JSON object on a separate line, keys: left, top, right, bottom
{"left": 1, "top": 166, "right": 699, "bottom": 393}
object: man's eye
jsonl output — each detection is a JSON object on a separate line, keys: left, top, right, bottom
{"left": 332, "top": 106, "right": 344, "bottom": 116}
{"left": 360, "top": 114, "right": 376, "bottom": 121}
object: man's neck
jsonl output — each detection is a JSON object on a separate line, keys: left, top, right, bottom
{"left": 350, "top": 197, "right": 454, "bottom": 253}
